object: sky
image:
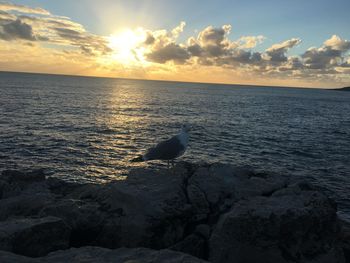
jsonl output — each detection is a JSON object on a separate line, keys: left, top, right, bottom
{"left": 0, "top": 0, "right": 350, "bottom": 88}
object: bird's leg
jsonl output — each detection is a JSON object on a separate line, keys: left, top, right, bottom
{"left": 171, "top": 160, "right": 175, "bottom": 168}
{"left": 167, "top": 160, "right": 170, "bottom": 169}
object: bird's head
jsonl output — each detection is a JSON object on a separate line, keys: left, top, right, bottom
{"left": 181, "top": 124, "right": 191, "bottom": 133}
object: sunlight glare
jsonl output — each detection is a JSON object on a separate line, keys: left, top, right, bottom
{"left": 108, "top": 28, "right": 146, "bottom": 65}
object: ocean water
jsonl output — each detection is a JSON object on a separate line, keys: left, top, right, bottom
{"left": 1, "top": 72, "right": 350, "bottom": 217}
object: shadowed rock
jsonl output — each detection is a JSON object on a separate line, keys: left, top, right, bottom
{"left": 338, "top": 216, "right": 350, "bottom": 262}
{"left": 0, "top": 163, "right": 347, "bottom": 262}
{"left": 209, "top": 183, "right": 344, "bottom": 263}
{"left": 61, "top": 166, "right": 191, "bottom": 249}
{"left": 187, "top": 163, "right": 287, "bottom": 223}
{"left": 0, "top": 216, "right": 70, "bottom": 257}
{"left": 0, "top": 247, "right": 208, "bottom": 263}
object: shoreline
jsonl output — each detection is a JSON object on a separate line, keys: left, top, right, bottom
{"left": 0, "top": 162, "right": 349, "bottom": 262}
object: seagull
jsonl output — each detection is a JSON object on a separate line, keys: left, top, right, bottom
{"left": 131, "top": 124, "right": 190, "bottom": 167}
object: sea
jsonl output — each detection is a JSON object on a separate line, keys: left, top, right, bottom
{"left": 1, "top": 71, "right": 349, "bottom": 218}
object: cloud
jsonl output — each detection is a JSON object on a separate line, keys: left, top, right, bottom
{"left": 144, "top": 22, "right": 190, "bottom": 63}
{"left": 196, "top": 25, "right": 232, "bottom": 57}
{"left": 144, "top": 31, "right": 155, "bottom": 45}
{"left": 0, "top": 4, "right": 111, "bottom": 56}
{"left": 184, "top": 26, "right": 267, "bottom": 68}
{"left": 265, "top": 38, "right": 301, "bottom": 63}
{"left": 146, "top": 43, "right": 190, "bottom": 63}
{"left": 187, "top": 37, "right": 202, "bottom": 56}
{"left": 198, "top": 25, "right": 231, "bottom": 46}
{"left": 53, "top": 27, "right": 85, "bottom": 40}
{"left": 0, "top": 1, "right": 349, "bottom": 87}
{"left": 145, "top": 24, "right": 267, "bottom": 66}
{"left": 51, "top": 26, "right": 111, "bottom": 55}
{"left": 0, "top": 9, "right": 15, "bottom": 22}
{"left": 144, "top": 24, "right": 305, "bottom": 74}
{"left": 0, "top": 19, "right": 36, "bottom": 40}
{"left": 234, "top": 35, "right": 265, "bottom": 49}
{"left": 278, "top": 57, "right": 304, "bottom": 71}
{"left": 171, "top": 21, "right": 185, "bottom": 38}
{"left": 324, "top": 35, "right": 350, "bottom": 51}
{"left": 302, "top": 35, "right": 350, "bottom": 70}
{"left": 0, "top": 2, "right": 50, "bottom": 15}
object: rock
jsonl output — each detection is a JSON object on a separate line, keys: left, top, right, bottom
{"left": 0, "top": 193, "right": 53, "bottom": 221}
{"left": 0, "top": 216, "right": 70, "bottom": 257}
{"left": 170, "top": 233, "right": 208, "bottom": 259}
{"left": 39, "top": 198, "right": 103, "bottom": 247}
{"left": 46, "top": 177, "right": 83, "bottom": 197}
{"left": 0, "top": 169, "right": 49, "bottom": 199}
{"left": 0, "top": 246, "right": 209, "bottom": 263}
{"left": 0, "top": 250, "right": 36, "bottom": 263}
{"left": 338, "top": 215, "right": 350, "bottom": 262}
{"left": 209, "top": 187, "right": 345, "bottom": 263}
{"left": 0, "top": 163, "right": 346, "bottom": 263}
{"left": 187, "top": 163, "right": 287, "bottom": 223}
{"left": 0, "top": 180, "right": 8, "bottom": 198}
{"left": 195, "top": 224, "right": 211, "bottom": 239}
{"left": 64, "top": 166, "right": 191, "bottom": 249}
{"left": 1, "top": 169, "right": 45, "bottom": 183}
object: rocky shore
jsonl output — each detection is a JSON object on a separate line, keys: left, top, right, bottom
{"left": 0, "top": 162, "right": 349, "bottom": 262}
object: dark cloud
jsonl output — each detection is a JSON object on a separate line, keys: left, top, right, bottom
{"left": 144, "top": 22, "right": 190, "bottom": 63}
{"left": 265, "top": 38, "right": 301, "bottom": 63}
{"left": 216, "top": 50, "right": 262, "bottom": 66}
{"left": 0, "top": 10, "right": 15, "bottom": 23}
{"left": 50, "top": 27, "right": 111, "bottom": 56}
{"left": 144, "top": 32, "right": 155, "bottom": 45}
{"left": 197, "top": 25, "right": 231, "bottom": 57}
{"left": 302, "top": 35, "right": 350, "bottom": 70}
{"left": 187, "top": 43, "right": 203, "bottom": 56}
{"left": 278, "top": 57, "right": 304, "bottom": 71}
{"left": 147, "top": 43, "right": 190, "bottom": 64}
{"left": 0, "top": 19, "right": 36, "bottom": 41}
{"left": 302, "top": 48, "right": 340, "bottom": 69}
{"left": 198, "top": 25, "right": 231, "bottom": 46}
{"left": 232, "top": 50, "right": 256, "bottom": 63}
{"left": 53, "top": 27, "right": 85, "bottom": 40}
{"left": 184, "top": 26, "right": 263, "bottom": 66}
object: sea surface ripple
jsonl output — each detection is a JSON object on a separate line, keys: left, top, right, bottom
{"left": 1, "top": 72, "right": 349, "bottom": 218}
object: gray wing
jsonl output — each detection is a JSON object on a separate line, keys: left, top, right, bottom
{"left": 144, "top": 135, "right": 184, "bottom": 161}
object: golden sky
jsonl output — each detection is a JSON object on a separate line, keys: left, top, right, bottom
{"left": 1, "top": 2, "right": 350, "bottom": 88}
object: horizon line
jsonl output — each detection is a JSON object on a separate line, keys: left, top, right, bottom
{"left": 0, "top": 70, "right": 338, "bottom": 90}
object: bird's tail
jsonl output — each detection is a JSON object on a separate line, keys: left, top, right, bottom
{"left": 130, "top": 155, "right": 144, "bottom": 162}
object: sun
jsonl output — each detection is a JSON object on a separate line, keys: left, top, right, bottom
{"left": 108, "top": 28, "right": 146, "bottom": 65}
